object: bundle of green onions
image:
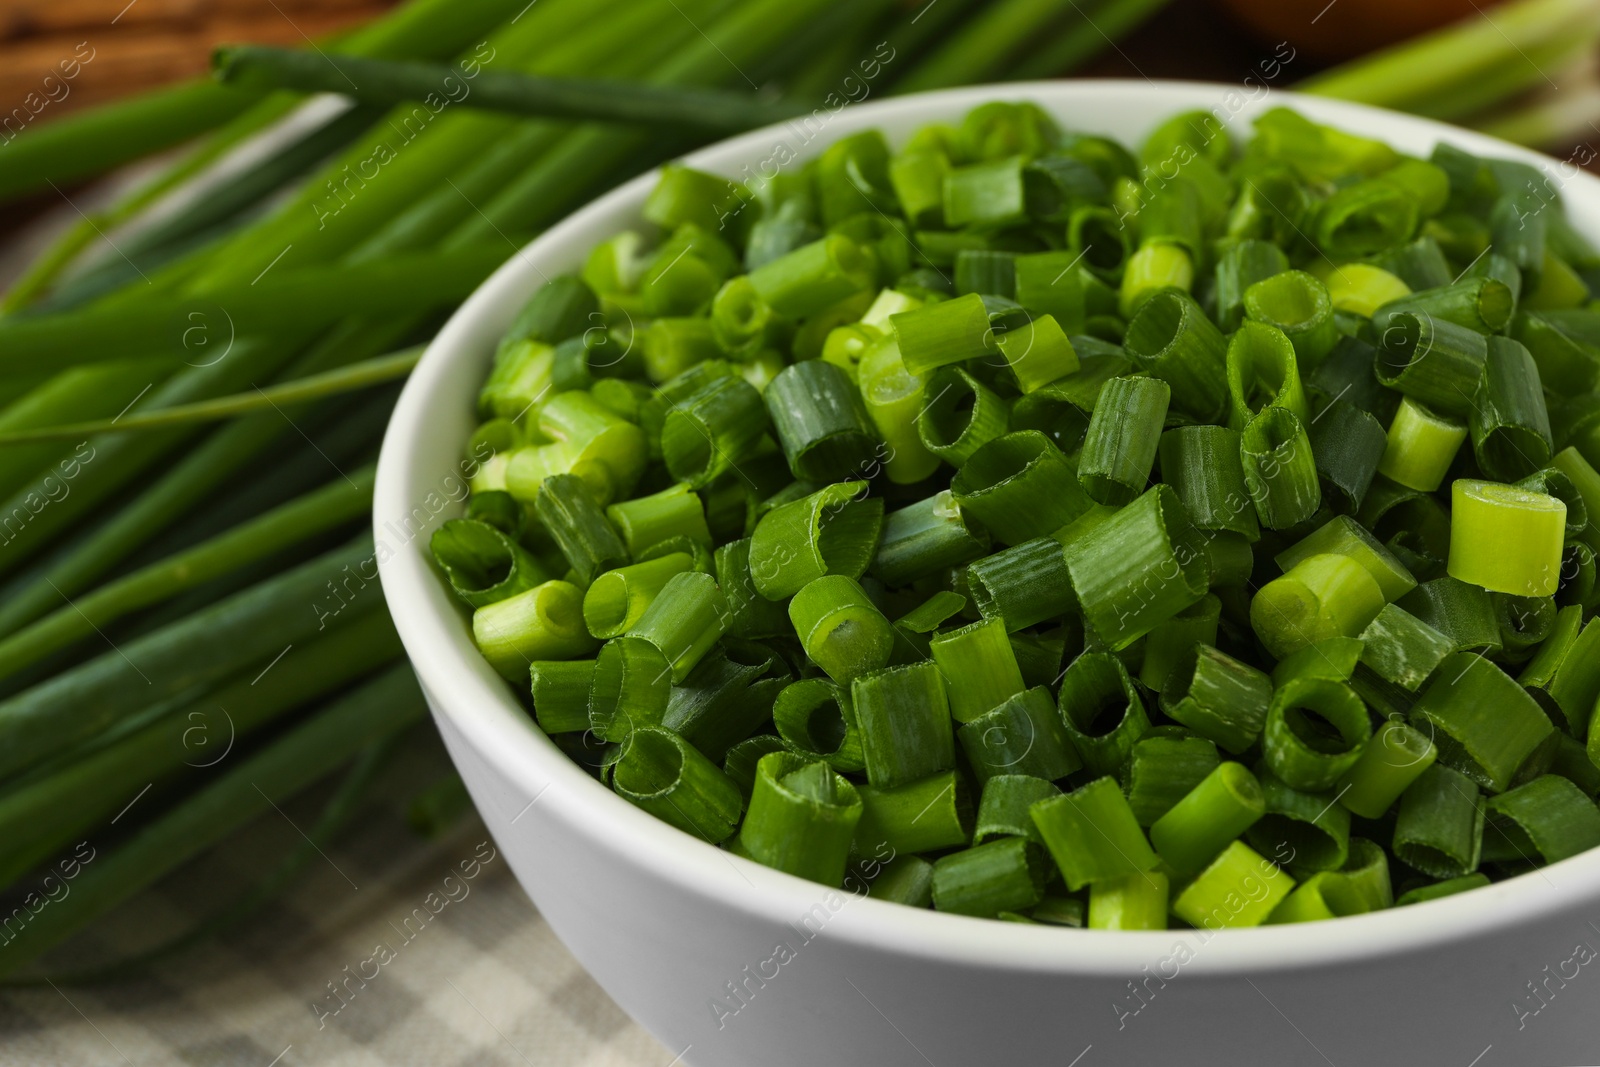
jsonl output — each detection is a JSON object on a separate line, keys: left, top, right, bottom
{"left": 0, "top": 0, "right": 1189, "bottom": 979}
{"left": 443, "top": 99, "right": 1600, "bottom": 930}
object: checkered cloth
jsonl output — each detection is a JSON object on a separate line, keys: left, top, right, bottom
{"left": 0, "top": 730, "right": 664, "bottom": 1067}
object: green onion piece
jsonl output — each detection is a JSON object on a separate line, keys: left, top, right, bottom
{"left": 1172, "top": 841, "right": 1295, "bottom": 930}
{"left": 1398, "top": 577, "right": 1503, "bottom": 654}
{"left": 1516, "top": 467, "right": 1590, "bottom": 540}
{"left": 1485, "top": 775, "right": 1600, "bottom": 865}
{"left": 773, "top": 677, "right": 862, "bottom": 773}
{"left": 1263, "top": 677, "right": 1373, "bottom": 792}
{"left": 480, "top": 340, "right": 556, "bottom": 420}
{"left": 1088, "top": 870, "right": 1170, "bottom": 931}
{"left": 741, "top": 751, "right": 863, "bottom": 888}
{"left": 748, "top": 480, "right": 883, "bottom": 600}
{"left": 661, "top": 644, "right": 787, "bottom": 767}
{"left": 473, "top": 580, "right": 597, "bottom": 681}
{"left": 1374, "top": 312, "right": 1488, "bottom": 420}
{"left": 995, "top": 314, "right": 1081, "bottom": 393}
{"left": 855, "top": 771, "right": 972, "bottom": 856}
{"left": 764, "top": 360, "right": 879, "bottom": 483}
{"left": 1313, "top": 180, "right": 1417, "bottom": 260}
{"left": 534, "top": 473, "right": 630, "bottom": 585}
{"left": 1377, "top": 398, "right": 1468, "bottom": 493}
{"left": 1276, "top": 514, "right": 1418, "bottom": 603}
{"left": 1139, "top": 594, "right": 1222, "bottom": 692}
{"left": 1119, "top": 244, "right": 1195, "bottom": 317}
{"left": 1267, "top": 871, "right": 1365, "bottom": 924}
{"left": 1393, "top": 763, "right": 1484, "bottom": 879}
{"left": 711, "top": 276, "right": 791, "bottom": 361}
{"left": 582, "top": 553, "right": 694, "bottom": 639}
{"left": 1372, "top": 277, "right": 1516, "bottom": 340}
{"left": 1122, "top": 288, "right": 1229, "bottom": 422}
{"left": 1271, "top": 637, "right": 1364, "bottom": 687}
{"left": 1124, "top": 728, "right": 1221, "bottom": 828}
{"left": 624, "top": 571, "right": 728, "bottom": 684}
{"left": 746, "top": 235, "right": 875, "bottom": 319}
{"left": 1206, "top": 532, "right": 1257, "bottom": 589}
{"left": 959, "top": 686, "right": 1083, "bottom": 785}
{"left": 530, "top": 660, "right": 596, "bottom": 735}
{"left": 1526, "top": 615, "right": 1600, "bottom": 738}
{"left": 1410, "top": 652, "right": 1554, "bottom": 792}
{"left": 1317, "top": 262, "right": 1411, "bottom": 318}
{"left": 1063, "top": 485, "right": 1209, "bottom": 650}
{"left": 1157, "top": 425, "right": 1260, "bottom": 540}
{"left": 932, "top": 838, "right": 1048, "bottom": 918}
{"left": 930, "top": 617, "right": 1027, "bottom": 723}
{"left": 1493, "top": 593, "right": 1557, "bottom": 663}
{"left": 612, "top": 727, "right": 742, "bottom": 844}
{"left": 1226, "top": 320, "right": 1309, "bottom": 432}
{"left": 1513, "top": 309, "right": 1600, "bottom": 395}
{"left": 641, "top": 318, "right": 722, "bottom": 382}
{"left": 1309, "top": 401, "right": 1388, "bottom": 512}
{"left": 966, "top": 535, "right": 1076, "bottom": 633}
{"left": 944, "top": 156, "right": 1028, "bottom": 228}
{"left": 1448, "top": 479, "right": 1566, "bottom": 597}
{"left": 1338, "top": 837, "right": 1395, "bottom": 911}
{"left": 1336, "top": 716, "right": 1437, "bottom": 818}
{"left": 1470, "top": 337, "right": 1553, "bottom": 482}
{"left": 1241, "top": 407, "right": 1322, "bottom": 531}
{"left": 1243, "top": 270, "right": 1340, "bottom": 368}
{"left": 1368, "top": 235, "right": 1451, "bottom": 291}
{"left": 950, "top": 430, "right": 1092, "bottom": 546}
{"left": 588, "top": 638, "right": 671, "bottom": 744}
{"left": 955, "top": 249, "right": 1017, "bottom": 299}
{"left": 1215, "top": 239, "right": 1290, "bottom": 331}
{"left": 713, "top": 538, "right": 792, "bottom": 640}
{"left": 1395, "top": 873, "right": 1491, "bottom": 906}
{"left": 789, "top": 575, "right": 894, "bottom": 686}
{"left": 1058, "top": 651, "right": 1151, "bottom": 778}
{"left": 1251, "top": 553, "right": 1386, "bottom": 661}
{"left": 1031, "top": 777, "right": 1160, "bottom": 891}
{"left": 1246, "top": 770, "right": 1352, "bottom": 872}
{"left": 858, "top": 340, "right": 941, "bottom": 484}
{"left": 430, "top": 518, "right": 552, "bottom": 609}
{"left": 853, "top": 661, "right": 955, "bottom": 789}
{"left": 1013, "top": 253, "right": 1088, "bottom": 332}
{"left": 974, "top": 774, "right": 1063, "bottom": 844}
{"left": 1151, "top": 762, "right": 1266, "bottom": 875}
{"left": 721, "top": 735, "right": 789, "bottom": 803}
{"left": 605, "top": 482, "right": 712, "bottom": 557}
{"left": 892, "top": 148, "right": 950, "bottom": 229}
{"left": 661, "top": 375, "right": 768, "bottom": 489}
{"left": 872, "top": 490, "right": 990, "bottom": 588}
{"left": 1078, "top": 376, "right": 1171, "bottom": 507}
{"left": 1357, "top": 604, "right": 1453, "bottom": 692}
{"left": 868, "top": 855, "right": 935, "bottom": 908}
{"left": 916, "top": 366, "right": 1011, "bottom": 467}
{"left": 890, "top": 292, "right": 999, "bottom": 377}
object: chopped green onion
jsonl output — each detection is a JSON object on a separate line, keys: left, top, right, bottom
{"left": 1062, "top": 485, "right": 1209, "bottom": 650}
{"left": 855, "top": 771, "right": 972, "bottom": 856}
{"left": 1157, "top": 425, "right": 1259, "bottom": 540}
{"left": 1215, "top": 240, "right": 1290, "bottom": 331}
{"left": 748, "top": 481, "right": 883, "bottom": 600}
{"left": 789, "top": 575, "right": 894, "bottom": 686}
{"left": 853, "top": 661, "right": 955, "bottom": 790}
{"left": 868, "top": 855, "right": 935, "bottom": 908}
{"left": 473, "top": 580, "right": 597, "bottom": 681}
{"left": 1246, "top": 770, "right": 1352, "bottom": 872}
{"left": 1448, "top": 479, "right": 1566, "bottom": 597}
{"left": 1172, "top": 841, "right": 1295, "bottom": 930}
{"left": 764, "top": 360, "right": 879, "bottom": 483}
{"left": 1377, "top": 398, "right": 1468, "bottom": 492}
{"left": 661, "top": 375, "right": 768, "bottom": 489}
{"left": 773, "top": 677, "right": 862, "bottom": 773}
{"left": 582, "top": 552, "right": 694, "bottom": 639}
{"left": 747, "top": 235, "right": 875, "bottom": 319}
{"left": 1485, "top": 774, "right": 1600, "bottom": 865}
{"left": 1309, "top": 401, "right": 1388, "bottom": 512}
{"left": 1122, "top": 288, "right": 1229, "bottom": 422}
{"left": 605, "top": 483, "right": 712, "bottom": 557}
{"left": 1241, "top": 407, "right": 1322, "bottom": 531}
{"left": 1088, "top": 870, "right": 1170, "bottom": 931}
{"left": 1410, "top": 651, "right": 1554, "bottom": 792}
{"left": 890, "top": 292, "right": 999, "bottom": 377}
{"left": 966, "top": 535, "right": 1076, "bottom": 633}
{"left": 1374, "top": 312, "right": 1488, "bottom": 420}
{"left": 662, "top": 640, "right": 789, "bottom": 765}
{"left": 959, "top": 686, "right": 1082, "bottom": 785}
{"left": 1058, "top": 651, "right": 1151, "bottom": 778}
{"left": 873, "top": 491, "right": 990, "bottom": 588}
{"left": 534, "top": 472, "right": 630, "bottom": 584}
{"left": 1469, "top": 337, "right": 1552, "bottom": 482}
{"left": 740, "top": 751, "right": 863, "bottom": 888}
{"left": 1120, "top": 244, "right": 1194, "bottom": 317}
{"left": 624, "top": 570, "right": 729, "bottom": 684}
{"left": 1078, "top": 376, "right": 1170, "bottom": 506}
{"left": 1031, "top": 777, "right": 1160, "bottom": 892}
{"left": 858, "top": 340, "right": 942, "bottom": 484}
{"left": 1262, "top": 677, "right": 1373, "bottom": 792}
{"left": 916, "top": 367, "right": 1011, "bottom": 466}
{"left": 930, "top": 618, "right": 1026, "bottom": 723}
{"left": 712, "top": 538, "right": 792, "bottom": 640}
{"left": 1251, "top": 552, "right": 1386, "bottom": 661}
{"left": 932, "top": 838, "right": 1048, "bottom": 918}
{"left": 950, "top": 430, "right": 1093, "bottom": 546}
{"left": 1372, "top": 277, "right": 1515, "bottom": 337}
{"left": 612, "top": 727, "right": 742, "bottom": 844}
{"left": 974, "top": 774, "right": 1061, "bottom": 844}
{"left": 1226, "top": 320, "right": 1309, "bottom": 432}
{"left": 1150, "top": 761, "right": 1266, "bottom": 875}
{"left": 1125, "top": 727, "right": 1222, "bottom": 826}
{"left": 1243, "top": 270, "right": 1339, "bottom": 368}
{"left": 1276, "top": 514, "right": 1417, "bottom": 603}
{"left": 994, "top": 314, "right": 1080, "bottom": 392}
{"left": 530, "top": 660, "right": 596, "bottom": 734}
{"left": 1337, "top": 715, "right": 1437, "bottom": 818}
{"left": 1357, "top": 603, "right": 1453, "bottom": 692}
{"left": 1398, "top": 576, "right": 1503, "bottom": 654}
{"left": 431, "top": 518, "right": 552, "bottom": 609}
{"left": 1393, "top": 763, "right": 1484, "bottom": 879}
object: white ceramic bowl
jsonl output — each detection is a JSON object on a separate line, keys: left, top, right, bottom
{"left": 376, "top": 81, "right": 1600, "bottom": 1067}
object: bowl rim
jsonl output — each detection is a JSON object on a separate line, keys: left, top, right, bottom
{"left": 376, "top": 78, "right": 1600, "bottom": 977}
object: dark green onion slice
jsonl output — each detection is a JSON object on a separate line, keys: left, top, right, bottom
{"left": 772, "top": 677, "right": 862, "bottom": 774}
{"left": 1240, "top": 406, "right": 1321, "bottom": 531}
{"left": 663, "top": 639, "right": 789, "bottom": 765}
{"left": 1409, "top": 651, "right": 1554, "bottom": 792}
{"left": 764, "top": 360, "right": 879, "bottom": 483}
{"left": 916, "top": 366, "right": 1011, "bottom": 467}
{"left": 1246, "top": 769, "right": 1352, "bottom": 873}
{"left": 1157, "top": 425, "right": 1259, "bottom": 539}
{"left": 1215, "top": 239, "right": 1289, "bottom": 331}
{"left": 1078, "top": 375, "right": 1170, "bottom": 507}
{"left": 1262, "top": 677, "right": 1372, "bottom": 792}
{"left": 661, "top": 375, "right": 768, "bottom": 489}
{"left": 1226, "top": 320, "right": 1307, "bottom": 432}
{"left": 1374, "top": 312, "right": 1488, "bottom": 420}
{"left": 1243, "top": 270, "right": 1339, "bottom": 368}
{"left": 855, "top": 770, "right": 972, "bottom": 856}
{"left": 430, "top": 518, "right": 551, "bottom": 609}
{"left": 529, "top": 660, "right": 595, "bottom": 735}
{"left": 1469, "top": 336, "right": 1553, "bottom": 482}
{"left": 966, "top": 534, "right": 1076, "bottom": 633}
{"left": 712, "top": 538, "right": 792, "bottom": 640}
{"left": 1057, "top": 651, "right": 1150, "bottom": 778}
{"left": 533, "top": 473, "right": 630, "bottom": 585}
{"left": 852, "top": 660, "right": 955, "bottom": 790}
{"left": 1122, "top": 288, "right": 1229, "bottom": 423}
{"left": 932, "top": 837, "right": 1048, "bottom": 918}
{"left": 748, "top": 480, "right": 883, "bottom": 600}
{"left": 930, "top": 618, "right": 1026, "bottom": 723}
{"left": 974, "top": 775, "right": 1061, "bottom": 845}
{"left": 958, "top": 686, "right": 1081, "bottom": 785}
{"left": 1357, "top": 603, "right": 1452, "bottom": 692}
{"left": 1139, "top": 594, "right": 1221, "bottom": 692}
{"left": 1031, "top": 777, "right": 1159, "bottom": 892}
{"left": 950, "top": 430, "right": 1092, "bottom": 546}
{"left": 1393, "top": 763, "right": 1484, "bottom": 879}
{"left": 740, "top": 751, "right": 863, "bottom": 888}
{"left": 1309, "top": 401, "right": 1388, "bottom": 512}
{"left": 1484, "top": 774, "right": 1600, "bottom": 865}
{"left": 612, "top": 726, "right": 742, "bottom": 844}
